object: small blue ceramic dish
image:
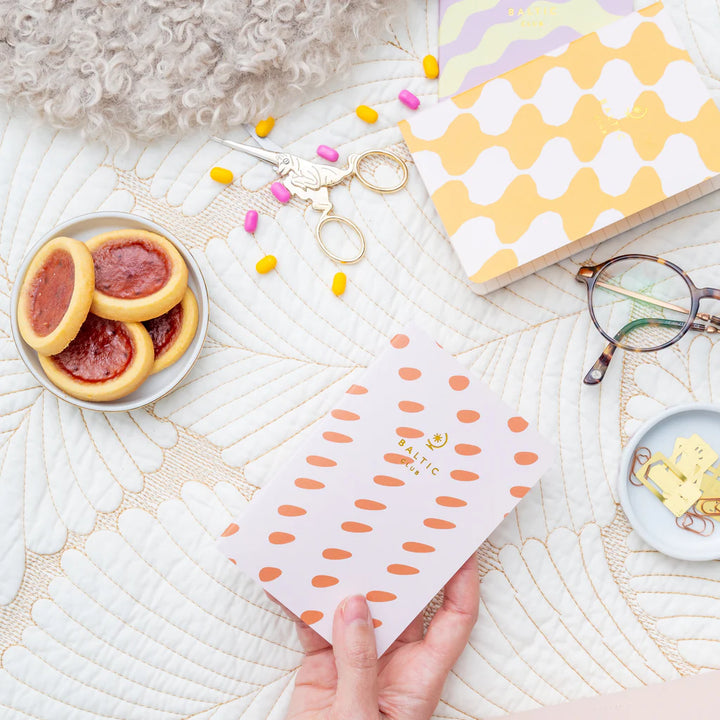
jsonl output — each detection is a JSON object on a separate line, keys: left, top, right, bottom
{"left": 618, "top": 403, "right": 720, "bottom": 561}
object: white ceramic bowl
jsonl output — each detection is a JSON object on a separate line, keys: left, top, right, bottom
{"left": 618, "top": 403, "right": 720, "bottom": 561}
{"left": 10, "top": 211, "right": 209, "bottom": 412}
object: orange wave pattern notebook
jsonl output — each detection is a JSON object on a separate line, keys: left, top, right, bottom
{"left": 400, "top": 3, "right": 720, "bottom": 294}
{"left": 217, "top": 327, "right": 554, "bottom": 655}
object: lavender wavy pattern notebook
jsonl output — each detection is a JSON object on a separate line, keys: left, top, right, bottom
{"left": 438, "top": 0, "right": 633, "bottom": 98}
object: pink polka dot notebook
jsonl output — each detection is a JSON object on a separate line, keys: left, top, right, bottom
{"left": 217, "top": 327, "right": 554, "bottom": 654}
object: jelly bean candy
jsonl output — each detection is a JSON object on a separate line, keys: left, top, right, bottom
{"left": 210, "top": 166, "right": 233, "bottom": 183}
{"left": 398, "top": 89, "right": 420, "bottom": 110}
{"left": 423, "top": 55, "right": 439, "bottom": 79}
{"left": 356, "top": 105, "right": 378, "bottom": 124}
{"left": 317, "top": 145, "right": 339, "bottom": 162}
{"left": 256, "top": 255, "right": 277, "bottom": 274}
{"left": 331, "top": 272, "right": 347, "bottom": 296}
{"left": 244, "top": 210, "right": 258, "bottom": 233}
{"left": 271, "top": 181, "right": 291, "bottom": 203}
{"left": 255, "top": 117, "right": 275, "bottom": 137}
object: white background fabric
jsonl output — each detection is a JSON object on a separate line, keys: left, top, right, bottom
{"left": 2, "top": 1, "right": 720, "bottom": 717}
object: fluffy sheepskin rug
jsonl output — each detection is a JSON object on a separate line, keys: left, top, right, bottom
{"left": 0, "top": 0, "right": 397, "bottom": 142}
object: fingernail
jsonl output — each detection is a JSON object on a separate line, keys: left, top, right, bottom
{"left": 342, "top": 595, "right": 371, "bottom": 626}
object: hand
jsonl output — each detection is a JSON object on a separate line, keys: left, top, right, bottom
{"left": 283, "top": 554, "right": 479, "bottom": 720}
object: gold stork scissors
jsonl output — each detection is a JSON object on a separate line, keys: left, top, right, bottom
{"left": 211, "top": 136, "right": 408, "bottom": 264}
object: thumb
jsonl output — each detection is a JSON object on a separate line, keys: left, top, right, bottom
{"left": 331, "top": 595, "right": 379, "bottom": 720}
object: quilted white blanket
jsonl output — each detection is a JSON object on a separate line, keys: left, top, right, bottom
{"left": 2, "top": 1, "right": 720, "bottom": 717}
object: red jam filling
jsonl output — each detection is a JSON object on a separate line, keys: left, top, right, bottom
{"left": 29, "top": 249, "right": 75, "bottom": 336}
{"left": 52, "top": 314, "right": 133, "bottom": 382}
{"left": 144, "top": 303, "right": 183, "bottom": 358}
{"left": 93, "top": 238, "right": 170, "bottom": 299}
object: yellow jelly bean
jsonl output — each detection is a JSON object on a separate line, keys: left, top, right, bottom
{"left": 255, "top": 117, "right": 275, "bottom": 137}
{"left": 210, "top": 166, "right": 233, "bottom": 184}
{"left": 423, "top": 54, "right": 439, "bottom": 79}
{"left": 356, "top": 105, "right": 378, "bottom": 124}
{"left": 331, "top": 272, "right": 347, "bottom": 296}
{"left": 256, "top": 255, "right": 277, "bottom": 274}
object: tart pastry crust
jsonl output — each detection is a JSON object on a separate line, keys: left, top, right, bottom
{"left": 86, "top": 229, "right": 188, "bottom": 322}
{"left": 145, "top": 289, "right": 199, "bottom": 374}
{"left": 39, "top": 315, "right": 154, "bottom": 401}
{"left": 17, "top": 236, "right": 95, "bottom": 356}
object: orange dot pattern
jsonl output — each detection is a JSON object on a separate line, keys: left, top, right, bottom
{"left": 332, "top": 409, "right": 360, "bottom": 421}
{"left": 366, "top": 590, "right": 397, "bottom": 602}
{"left": 312, "top": 575, "right": 339, "bottom": 587}
{"left": 398, "top": 367, "right": 422, "bottom": 380}
{"left": 295, "top": 478, "right": 325, "bottom": 490}
{"left": 510, "top": 486, "right": 530, "bottom": 498}
{"left": 384, "top": 452, "right": 410, "bottom": 465}
{"left": 457, "top": 410, "right": 480, "bottom": 423}
{"left": 374, "top": 475, "right": 405, "bottom": 487}
{"left": 278, "top": 505, "right": 306, "bottom": 516}
{"left": 221, "top": 523, "right": 239, "bottom": 537}
{"left": 355, "top": 499, "right": 387, "bottom": 510}
{"left": 323, "top": 431, "right": 353, "bottom": 443}
{"left": 269, "top": 532, "right": 295, "bottom": 544}
{"left": 396, "top": 426, "right": 424, "bottom": 439}
{"left": 387, "top": 564, "right": 419, "bottom": 575}
{"left": 451, "top": 469, "right": 479, "bottom": 481}
{"left": 424, "top": 518, "right": 456, "bottom": 529}
{"left": 515, "top": 451, "right": 538, "bottom": 465}
{"left": 508, "top": 416, "right": 529, "bottom": 432}
{"left": 259, "top": 567, "right": 282, "bottom": 581}
{"left": 323, "top": 548, "right": 352, "bottom": 559}
{"left": 307, "top": 455, "right": 337, "bottom": 467}
{"left": 342, "top": 521, "right": 372, "bottom": 533}
{"left": 455, "top": 443, "right": 481, "bottom": 456}
{"left": 436, "top": 496, "right": 467, "bottom": 507}
{"left": 403, "top": 541, "right": 435, "bottom": 553}
{"left": 241, "top": 330, "right": 549, "bottom": 648}
{"left": 301, "top": 610, "right": 323, "bottom": 625}
{"left": 449, "top": 375, "right": 470, "bottom": 390}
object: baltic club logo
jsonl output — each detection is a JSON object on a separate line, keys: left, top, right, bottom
{"left": 396, "top": 431, "right": 449, "bottom": 476}
{"left": 508, "top": 6, "right": 558, "bottom": 27}
{"left": 426, "top": 432, "right": 448, "bottom": 450}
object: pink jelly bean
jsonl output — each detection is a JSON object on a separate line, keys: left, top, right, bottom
{"left": 317, "top": 144, "right": 339, "bottom": 162}
{"left": 271, "top": 181, "right": 291, "bottom": 203}
{"left": 244, "top": 210, "right": 258, "bottom": 233}
{"left": 398, "top": 89, "right": 420, "bottom": 110}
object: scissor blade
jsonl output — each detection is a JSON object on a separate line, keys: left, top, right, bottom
{"left": 210, "top": 136, "right": 281, "bottom": 165}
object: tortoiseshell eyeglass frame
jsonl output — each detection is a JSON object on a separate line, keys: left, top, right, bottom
{"left": 575, "top": 254, "right": 720, "bottom": 385}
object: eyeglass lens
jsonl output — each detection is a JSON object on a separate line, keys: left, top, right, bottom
{"left": 590, "top": 257, "right": 693, "bottom": 351}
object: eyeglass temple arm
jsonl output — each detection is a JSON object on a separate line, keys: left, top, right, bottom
{"left": 593, "top": 279, "right": 689, "bottom": 314}
{"left": 583, "top": 343, "right": 619, "bottom": 385}
{"left": 595, "top": 279, "right": 720, "bottom": 327}
{"left": 583, "top": 317, "right": 708, "bottom": 385}
{"left": 698, "top": 287, "right": 720, "bottom": 326}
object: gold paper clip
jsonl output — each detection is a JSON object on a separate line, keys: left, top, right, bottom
{"left": 634, "top": 435, "right": 719, "bottom": 518}
{"left": 635, "top": 452, "right": 701, "bottom": 517}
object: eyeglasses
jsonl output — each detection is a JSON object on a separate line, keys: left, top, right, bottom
{"left": 575, "top": 254, "right": 720, "bottom": 384}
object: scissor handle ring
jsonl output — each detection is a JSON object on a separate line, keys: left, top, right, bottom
{"left": 353, "top": 150, "right": 409, "bottom": 194}
{"left": 316, "top": 213, "right": 366, "bottom": 264}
